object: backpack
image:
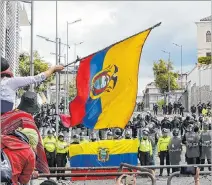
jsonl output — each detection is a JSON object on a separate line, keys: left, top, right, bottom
{"left": 0, "top": 148, "right": 12, "bottom": 184}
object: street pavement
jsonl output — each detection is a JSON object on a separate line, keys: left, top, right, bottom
{"left": 33, "top": 112, "right": 212, "bottom": 185}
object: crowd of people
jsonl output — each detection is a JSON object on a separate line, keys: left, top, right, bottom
{"left": 1, "top": 57, "right": 211, "bottom": 185}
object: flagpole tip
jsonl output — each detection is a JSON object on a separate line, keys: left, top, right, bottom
{"left": 152, "top": 22, "right": 162, "bottom": 29}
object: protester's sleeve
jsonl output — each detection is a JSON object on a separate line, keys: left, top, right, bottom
{"left": 18, "top": 152, "right": 35, "bottom": 184}
{"left": 7, "top": 73, "right": 46, "bottom": 90}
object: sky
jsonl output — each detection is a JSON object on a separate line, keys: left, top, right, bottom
{"left": 20, "top": 1, "right": 210, "bottom": 95}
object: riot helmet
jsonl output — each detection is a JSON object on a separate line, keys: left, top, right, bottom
{"left": 58, "top": 132, "right": 64, "bottom": 141}
{"left": 47, "top": 130, "right": 53, "bottom": 137}
{"left": 142, "top": 128, "right": 149, "bottom": 140}
{"left": 90, "top": 132, "right": 97, "bottom": 142}
{"left": 186, "top": 124, "right": 194, "bottom": 132}
{"left": 172, "top": 129, "right": 179, "bottom": 136}
{"left": 80, "top": 132, "right": 86, "bottom": 141}
{"left": 186, "top": 114, "right": 190, "bottom": 121}
{"left": 147, "top": 111, "right": 151, "bottom": 115}
{"left": 162, "top": 128, "right": 168, "bottom": 137}
{"left": 114, "top": 128, "right": 122, "bottom": 139}
{"left": 72, "top": 134, "right": 80, "bottom": 144}
{"left": 125, "top": 130, "right": 131, "bottom": 139}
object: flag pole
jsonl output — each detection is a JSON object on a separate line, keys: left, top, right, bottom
{"left": 64, "top": 22, "right": 162, "bottom": 68}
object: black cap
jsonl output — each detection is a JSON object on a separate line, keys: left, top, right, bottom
{"left": 1, "top": 57, "right": 10, "bottom": 72}
{"left": 17, "top": 91, "right": 39, "bottom": 114}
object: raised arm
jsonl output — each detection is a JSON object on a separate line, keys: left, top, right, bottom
{"left": 8, "top": 65, "right": 64, "bottom": 90}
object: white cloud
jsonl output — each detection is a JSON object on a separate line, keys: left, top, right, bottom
{"left": 20, "top": 1, "right": 210, "bottom": 93}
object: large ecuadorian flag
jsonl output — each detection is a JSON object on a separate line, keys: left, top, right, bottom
{"left": 69, "top": 139, "right": 139, "bottom": 167}
{"left": 69, "top": 23, "right": 161, "bottom": 129}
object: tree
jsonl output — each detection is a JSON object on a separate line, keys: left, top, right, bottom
{"left": 18, "top": 51, "right": 54, "bottom": 92}
{"left": 198, "top": 56, "right": 211, "bottom": 65}
{"left": 68, "top": 78, "right": 77, "bottom": 100}
{"left": 153, "top": 59, "right": 179, "bottom": 93}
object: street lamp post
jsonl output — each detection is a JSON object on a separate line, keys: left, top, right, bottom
{"left": 173, "top": 43, "right": 183, "bottom": 89}
{"left": 211, "top": 0, "right": 212, "bottom": 93}
{"left": 162, "top": 50, "right": 171, "bottom": 104}
{"left": 55, "top": 0, "right": 59, "bottom": 136}
{"left": 74, "top": 41, "right": 84, "bottom": 59}
{"left": 30, "top": 1, "right": 34, "bottom": 91}
{"left": 66, "top": 19, "right": 81, "bottom": 112}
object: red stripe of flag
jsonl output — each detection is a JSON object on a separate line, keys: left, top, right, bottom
{"left": 69, "top": 55, "right": 94, "bottom": 127}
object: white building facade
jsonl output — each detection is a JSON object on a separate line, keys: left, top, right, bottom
{"left": 196, "top": 15, "right": 211, "bottom": 57}
{"left": 0, "top": 1, "right": 29, "bottom": 75}
{"left": 186, "top": 64, "right": 212, "bottom": 108}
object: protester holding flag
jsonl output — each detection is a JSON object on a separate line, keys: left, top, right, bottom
{"left": 0, "top": 57, "right": 64, "bottom": 114}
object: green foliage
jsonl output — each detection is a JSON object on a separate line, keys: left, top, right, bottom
{"left": 157, "top": 99, "right": 165, "bottom": 111}
{"left": 18, "top": 51, "right": 54, "bottom": 92}
{"left": 68, "top": 79, "right": 77, "bottom": 100}
{"left": 198, "top": 56, "right": 211, "bottom": 65}
{"left": 153, "top": 59, "right": 179, "bottom": 93}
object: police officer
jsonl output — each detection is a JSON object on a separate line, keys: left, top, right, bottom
{"left": 114, "top": 128, "right": 123, "bottom": 140}
{"left": 71, "top": 134, "right": 80, "bottom": 144}
{"left": 107, "top": 131, "right": 113, "bottom": 140}
{"left": 157, "top": 128, "right": 171, "bottom": 176}
{"left": 179, "top": 104, "right": 185, "bottom": 117}
{"left": 131, "top": 117, "right": 138, "bottom": 138}
{"left": 138, "top": 129, "right": 152, "bottom": 166}
{"left": 90, "top": 132, "right": 97, "bottom": 142}
{"left": 153, "top": 103, "right": 158, "bottom": 115}
{"left": 197, "top": 102, "right": 203, "bottom": 116}
{"left": 173, "top": 101, "right": 178, "bottom": 114}
{"left": 80, "top": 132, "right": 89, "bottom": 143}
{"left": 171, "top": 116, "right": 180, "bottom": 131}
{"left": 145, "top": 111, "right": 152, "bottom": 123}
{"left": 168, "top": 129, "right": 182, "bottom": 173}
{"left": 182, "top": 124, "right": 200, "bottom": 164}
{"left": 147, "top": 122, "right": 159, "bottom": 165}
{"left": 182, "top": 114, "right": 192, "bottom": 135}
{"left": 125, "top": 130, "right": 132, "bottom": 139}
{"left": 191, "top": 104, "right": 197, "bottom": 114}
{"left": 56, "top": 133, "right": 69, "bottom": 181}
{"left": 43, "top": 130, "right": 57, "bottom": 172}
{"left": 161, "top": 116, "right": 171, "bottom": 133}
{"left": 199, "top": 115, "right": 204, "bottom": 130}
{"left": 200, "top": 122, "right": 212, "bottom": 171}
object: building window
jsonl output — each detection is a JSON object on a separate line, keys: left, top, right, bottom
{"left": 206, "top": 31, "right": 211, "bottom": 42}
{"left": 206, "top": 52, "right": 211, "bottom": 57}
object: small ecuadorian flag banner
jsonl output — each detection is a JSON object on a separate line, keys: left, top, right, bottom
{"left": 69, "top": 22, "right": 161, "bottom": 129}
{"left": 69, "top": 139, "right": 139, "bottom": 167}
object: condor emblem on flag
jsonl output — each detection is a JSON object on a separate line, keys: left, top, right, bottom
{"left": 97, "top": 148, "right": 110, "bottom": 162}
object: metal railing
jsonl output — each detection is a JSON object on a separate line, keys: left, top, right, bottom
{"left": 167, "top": 171, "right": 212, "bottom": 185}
